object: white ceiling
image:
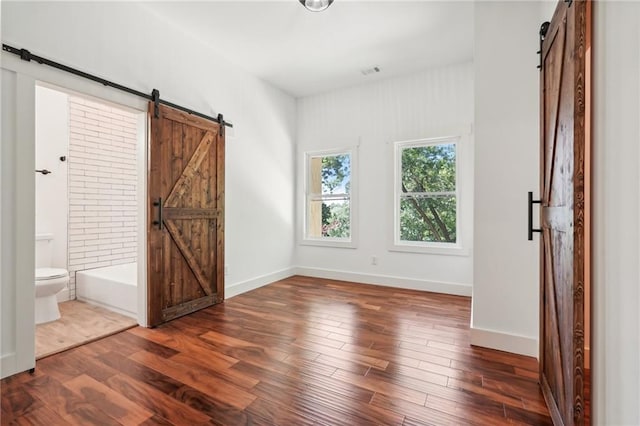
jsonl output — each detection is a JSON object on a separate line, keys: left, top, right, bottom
{"left": 143, "top": 1, "right": 474, "bottom": 98}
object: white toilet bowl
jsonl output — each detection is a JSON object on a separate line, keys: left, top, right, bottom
{"left": 35, "top": 267, "right": 69, "bottom": 324}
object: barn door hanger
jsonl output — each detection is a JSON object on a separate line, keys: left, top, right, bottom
{"left": 528, "top": 192, "right": 542, "bottom": 240}
{"left": 537, "top": 21, "right": 550, "bottom": 70}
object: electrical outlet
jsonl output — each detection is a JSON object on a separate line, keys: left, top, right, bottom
{"left": 371, "top": 256, "right": 378, "bottom": 265}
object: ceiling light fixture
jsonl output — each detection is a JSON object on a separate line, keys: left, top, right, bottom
{"left": 361, "top": 66, "right": 381, "bottom": 76}
{"left": 299, "top": 0, "right": 334, "bottom": 12}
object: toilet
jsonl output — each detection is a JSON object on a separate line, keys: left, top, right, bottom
{"left": 35, "top": 234, "right": 69, "bottom": 324}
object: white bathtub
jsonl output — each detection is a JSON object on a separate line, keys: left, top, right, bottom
{"left": 76, "top": 262, "right": 137, "bottom": 319}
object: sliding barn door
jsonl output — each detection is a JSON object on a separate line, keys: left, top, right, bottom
{"left": 147, "top": 103, "right": 225, "bottom": 327}
{"left": 539, "top": 1, "right": 590, "bottom": 425}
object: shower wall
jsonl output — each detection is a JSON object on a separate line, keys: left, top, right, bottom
{"left": 67, "top": 96, "right": 138, "bottom": 299}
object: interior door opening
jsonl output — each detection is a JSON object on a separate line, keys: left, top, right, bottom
{"left": 34, "top": 83, "right": 147, "bottom": 358}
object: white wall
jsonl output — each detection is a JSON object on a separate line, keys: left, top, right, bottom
{"left": 35, "top": 85, "right": 69, "bottom": 297}
{"left": 592, "top": 2, "right": 640, "bottom": 424}
{"left": 0, "top": 1, "right": 296, "bottom": 378}
{"left": 1, "top": 69, "right": 37, "bottom": 378}
{"left": 296, "top": 63, "right": 474, "bottom": 295}
{"left": 472, "top": 1, "right": 540, "bottom": 357}
{"left": 540, "top": 0, "right": 558, "bottom": 24}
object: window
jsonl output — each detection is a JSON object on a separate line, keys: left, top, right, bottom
{"left": 303, "top": 149, "right": 355, "bottom": 246}
{"left": 394, "top": 137, "right": 459, "bottom": 248}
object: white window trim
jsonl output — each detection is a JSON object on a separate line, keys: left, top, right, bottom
{"left": 300, "top": 146, "right": 358, "bottom": 249}
{"left": 390, "top": 134, "right": 469, "bottom": 256}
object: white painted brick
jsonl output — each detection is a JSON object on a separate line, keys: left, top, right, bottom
{"left": 77, "top": 233, "right": 101, "bottom": 240}
{"left": 69, "top": 108, "right": 86, "bottom": 116}
{"left": 84, "top": 261, "right": 113, "bottom": 270}
{"left": 99, "top": 243, "right": 123, "bottom": 250}
{"left": 84, "top": 182, "right": 111, "bottom": 189}
{"left": 68, "top": 252, "right": 87, "bottom": 260}
{"left": 68, "top": 228, "right": 86, "bottom": 235}
{"left": 70, "top": 127, "right": 99, "bottom": 138}
{"left": 111, "top": 184, "right": 135, "bottom": 191}
{"left": 84, "top": 170, "right": 112, "bottom": 179}
{"left": 70, "top": 257, "right": 95, "bottom": 265}
{"left": 112, "top": 247, "right": 136, "bottom": 255}
{"left": 99, "top": 254, "right": 124, "bottom": 262}
{"left": 106, "top": 234, "right": 125, "bottom": 240}
{"left": 73, "top": 115, "right": 100, "bottom": 126}
{"left": 98, "top": 222, "right": 123, "bottom": 228}
{"left": 85, "top": 250, "right": 112, "bottom": 258}
{"left": 68, "top": 94, "right": 138, "bottom": 280}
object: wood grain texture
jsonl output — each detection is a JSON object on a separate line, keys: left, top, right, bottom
{"left": 35, "top": 300, "right": 137, "bottom": 359}
{"left": 539, "top": 1, "right": 590, "bottom": 425}
{"left": 147, "top": 103, "right": 224, "bottom": 326}
{"left": 2, "top": 276, "right": 550, "bottom": 425}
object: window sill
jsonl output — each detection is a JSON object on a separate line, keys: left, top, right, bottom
{"left": 389, "top": 243, "right": 469, "bottom": 257}
{"left": 300, "top": 239, "right": 357, "bottom": 249}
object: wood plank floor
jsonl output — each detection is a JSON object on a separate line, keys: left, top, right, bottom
{"left": 2, "top": 276, "right": 551, "bottom": 425}
{"left": 36, "top": 300, "right": 137, "bottom": 359}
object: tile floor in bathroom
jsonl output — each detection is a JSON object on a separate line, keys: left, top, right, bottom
{"left": 35, "top": 300, "right": 137, "bottom": 359}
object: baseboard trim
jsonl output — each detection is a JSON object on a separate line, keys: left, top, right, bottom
{"left": 225, "top": 267, "right": 296, "bottom": 299}
{"left": 293, "top": 266, "right": 472, "bottom": 297}
{"left": 0, "top": 352, "right": 34, "bottom": 380}
{"left": 470, "top": 326, "right": 538, "bottom": 357}
{"left": 0, "top": 352, "right": 17, "bottom": 379}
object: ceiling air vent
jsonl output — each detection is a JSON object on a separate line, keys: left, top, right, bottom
{"left": 361, "top": 66, "right": 381, "bottom": 76}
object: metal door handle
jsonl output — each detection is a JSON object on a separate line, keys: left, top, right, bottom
{"left": 35, "top": 169, "right": 52, "bottom": 175}
{"left": 528, "top": 192, "right": 542, "bottom": 240}
{"left": 153, "top": 198, "right": 163, "bottom": 230}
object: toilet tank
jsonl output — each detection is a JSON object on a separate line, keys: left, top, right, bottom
{"left": 35, "top": 233, "right": 54, "bottom": 268}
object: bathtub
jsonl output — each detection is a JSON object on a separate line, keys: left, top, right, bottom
{"left": 76, "top": 262, "right": 137, "bottom": 319}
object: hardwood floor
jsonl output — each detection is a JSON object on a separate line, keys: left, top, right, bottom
{"left": 36, "top": 300, "right": 137, "bottom": 359}
{"left": 2, "top": 276, "right": 551, "bottom": 425}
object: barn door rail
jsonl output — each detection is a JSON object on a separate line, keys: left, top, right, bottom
{"left": 2, "top": 43, "right": 233, "bottom": 128}
{"left": 537, "top": 21, "right": 550, "bottom": 70}
{"left": 528, "top": 191, "right": 542, "bottom": 240}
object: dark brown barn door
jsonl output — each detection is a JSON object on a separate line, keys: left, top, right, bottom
{"left": 539, "top": 1, "right": 590, "bottom": 425}
{"left": 147, "top": 103, "right": 225, "bottom": 327}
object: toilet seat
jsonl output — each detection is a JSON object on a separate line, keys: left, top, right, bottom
{"left": 35, "top": 267, "right": 69, "bottom": 281}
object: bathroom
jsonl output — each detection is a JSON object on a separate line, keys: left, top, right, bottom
{"left": 35, "top": 85, "right": 144, "bottom": 358}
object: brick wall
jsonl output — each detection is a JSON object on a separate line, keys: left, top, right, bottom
{"left": 67, "top": 96, "right": 138, "bottom": 299}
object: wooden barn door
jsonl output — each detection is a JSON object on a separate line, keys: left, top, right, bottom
{"left": 147, "top": 103, "right": 225, "bottom": 327}
{"left": 539, "top": 1, "right": 590, "bottom": 425}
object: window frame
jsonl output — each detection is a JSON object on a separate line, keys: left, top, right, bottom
{"left": 301, "top": 147, "right": 358, "bottom": 249}
{"left": 391, "top": 135, "right": 466, "bottom": 255}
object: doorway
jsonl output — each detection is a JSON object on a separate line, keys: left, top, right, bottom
{"left": 34, "top": 84, "right": 147, "bottom": 358}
